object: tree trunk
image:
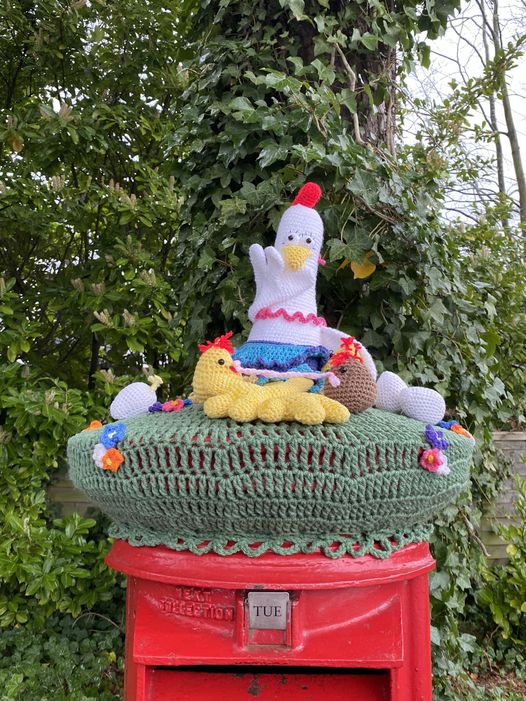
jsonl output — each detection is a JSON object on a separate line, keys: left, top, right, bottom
{"left": 492, "top": 0, "right": 526, "bottom": 226}
{"left": 217, "top": 0, "right": 397, "bottom": 151}
{"left": 479, "top": 0, "right": 508, "bottom": 228}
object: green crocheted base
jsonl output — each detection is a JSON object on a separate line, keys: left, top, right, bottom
{"left": 108, "top": 523, "right": 434, "bottom": 559}
{"left": 67, "top": 406, "right": 474, "bottom": 558}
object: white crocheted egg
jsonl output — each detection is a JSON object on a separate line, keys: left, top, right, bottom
{"left": 399, "top": 387, "right": 446, "bottom": 424}
{"left": 110, "top": 382, "right": 157, "bottom": 420}
{"left": 375, "top": 371, "right": 407, "bottom": 413}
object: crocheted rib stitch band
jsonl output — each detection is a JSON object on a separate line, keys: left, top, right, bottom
{"left": 67, "top": 406, "right": 473, "bottom": 558}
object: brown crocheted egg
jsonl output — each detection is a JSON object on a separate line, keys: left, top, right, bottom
{"left": 323, "top": 357, "right": 377, "bottom": 413}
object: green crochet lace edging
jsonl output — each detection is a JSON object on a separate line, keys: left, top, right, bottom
{"left": 108, "top": 523, "right": 434, "bottom": 559}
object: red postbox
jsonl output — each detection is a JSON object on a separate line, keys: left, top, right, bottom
{"left": 106, "top": 539, "right": 435, "bottom": 701}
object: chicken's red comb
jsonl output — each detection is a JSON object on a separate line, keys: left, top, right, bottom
{"left": 198, "top": 330, "right": 234, "bottom": 354}
{"left": 292, "top": 182, "right": 322, "bottom": 208}
{"left": 340, "top": 336, "right": 362, "bottom": 352}
{"left": 328, "top": 337, "right": 364, "bottom": 367}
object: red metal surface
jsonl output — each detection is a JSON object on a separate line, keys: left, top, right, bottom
{"left": 147, "top": 668, "right": 389, "bottom": 700}
{"left": 107, "top": 541, "right": 435, "bottom": 701}
{"left": 106, "top": 540, "right": 433, "bottom": 589}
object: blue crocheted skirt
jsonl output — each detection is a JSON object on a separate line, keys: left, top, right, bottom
{"left": 233, "top": 341, "right": 331, "bottom": 391}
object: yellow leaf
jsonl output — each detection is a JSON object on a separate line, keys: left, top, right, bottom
{"left": 337, "top": 258, "right": 350, "bottom": 272}
{"left": 9, "top": 132, "right": 24, "bottom": 153}
{"left": 350, "top": 252, "right": 376, "bottom": 279}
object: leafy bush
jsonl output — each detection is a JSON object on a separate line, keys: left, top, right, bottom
{"left": 0, "top": 365, "right": 118, "bottom": 627}
{"left": 0, "top": 613, "right": 124, "bottom": 701}
{"left": 0, "top": 0, "right": 187, "bottom": 628}
{"left": 479, "top": 476, "right": 526, "bottom": 644}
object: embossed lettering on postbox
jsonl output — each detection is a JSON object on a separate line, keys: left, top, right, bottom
{"left": 160, "top": 586, "right": 235, "bottom": 621}
{"left": 247, "top": 592, "right": 289, "bottom": 630}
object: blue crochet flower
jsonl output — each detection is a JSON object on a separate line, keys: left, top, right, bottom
{"left": 437, "top": 419, "right": 458, "bottom": 430}
{"left": 425, "top": 424, "right": 449, "bottom": 451}
{"left": 100, "top": 422, "right": 126, "bottom": 449}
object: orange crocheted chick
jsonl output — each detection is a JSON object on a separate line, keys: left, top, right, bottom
{"left": 192, "top": 332, "right": 350, "bottom": 425}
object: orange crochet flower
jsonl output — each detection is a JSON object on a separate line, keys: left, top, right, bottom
{"left": 83, "top": 420, "right": 103, "bottom": 432}
{"left": 451, "top": 424, "right": 475, "bottom": 442}
{"left": 101, "top": 448, "right": 124, "bottom": 473}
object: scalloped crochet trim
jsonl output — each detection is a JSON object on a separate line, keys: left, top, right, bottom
{"left": 255, "top": 307, "right": 327, "bottom": 327}
{"left": 108, "top": 524, "right": 434, "bottom": 559}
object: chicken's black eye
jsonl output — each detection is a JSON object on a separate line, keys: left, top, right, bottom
{"left": 218, "top": 358, "right": 225, "bottom": 365}
{"left": 288, "top": 234, "right": 294, "bottom": 240}
{"left": 340, "top": 366, "right": 348, "bottom": 374}
{"left": 306, "top": 237, "right": 312, "bottom": 244}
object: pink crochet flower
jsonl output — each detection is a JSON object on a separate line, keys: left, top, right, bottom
{"left": 162, "top": 399, "right": 185, "bottom": 413}
{"left": 419, "top": 448, "right": 444, "bottom": 473}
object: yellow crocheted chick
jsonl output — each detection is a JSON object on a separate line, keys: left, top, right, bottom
{"left": 192, "top": 332, "right": 350, "bottom": 425}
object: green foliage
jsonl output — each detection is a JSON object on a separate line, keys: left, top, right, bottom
{"left": 0, "top": 613, "right": 124, "bottom": 701}
{"left": 479, "top": 476, "right": 526, "bottom": 644}
{"left": 0, "top": 364, "right": 117, "bottom": 626}
{"left": 0, "top": 1, "right": 525, "bottom": 697}
{"left": 0, "top": 0, "right": 191, "bottom": 627}
{"left": 0, "top": 0, "right": 188, "bottom": 387}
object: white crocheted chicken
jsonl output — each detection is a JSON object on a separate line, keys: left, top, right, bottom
{"left": 234, "top": 182, "right": 445, "bottom": 424}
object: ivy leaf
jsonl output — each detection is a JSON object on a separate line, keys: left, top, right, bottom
{"left": 361, "top": 33, "right": 379, "bottom": 51}
{"left": 418, "top": 42, "right": 431, "bottom": 69}
{"left": 287, "top": 56, "right": 304, "bottom": 75}
{"left": 229, "top": 96, "right": 253, "bottom": 112}
{"left": 326, "top": 239, "right": 349, "bottom": 262}
{"left": 258, "top": 142, "right": 288, "bottom": 168}
{"left": 312, "top": 58, "right": 336, "bottom": 84}
{"left": 280, "top": 0, "right": 307, "bottom": 21}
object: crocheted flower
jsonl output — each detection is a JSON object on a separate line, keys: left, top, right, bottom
{"left": 436, "top": 453, "right": 450, "bottom": 476}
{"left": 162, "top": 399, "right": 185, "bottom": 412}
{"left": 451, "top": 424, "right": 475, "bottom": 443}
{"left": 101, "top": 448, "right": 124, "bottom": 473}
{"left": 83, "top": 420, "right": 103, "bottom": 432}
{"left": 92, "top": 442, "right": 106, "bottom": 468}
{"left": 437, "top": 419, "right": 458, "bottom": 430}
{"left": 148, "top": 401, "right": 164, "bottom": 413}
{"left": 420, "top": 448, "right": 445, "bottom": 473}
{"left": 100, "top": 423, "right": 126, "bottom": 449}
{"left": 425, "top": 424, "right": 449, "bottom": 451}
{"left": 183, "top": 398, "right": 193, "bottom": 406}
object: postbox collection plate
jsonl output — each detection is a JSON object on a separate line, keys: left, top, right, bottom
{"left": 247, "top": 592, "right": 289, "bottom": 630}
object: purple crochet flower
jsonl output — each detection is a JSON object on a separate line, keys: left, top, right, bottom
{"left": 148, "top": 401, "right": 164, "bottom": 413}
{"left": 100, "top": 422, "right": 126, "bottom": 449}
{"left": 425, "top": 424, "right": 449, "bottom": 451}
